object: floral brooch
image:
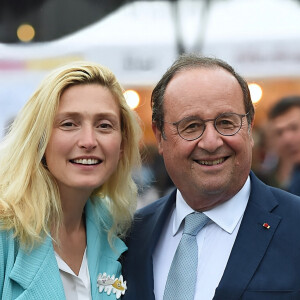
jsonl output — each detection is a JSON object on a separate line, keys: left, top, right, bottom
{"left": 97, "top": 273, "right": 127, "bottom": 299}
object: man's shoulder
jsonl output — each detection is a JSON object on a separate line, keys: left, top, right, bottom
{"left": 269, "top": 185, "right": 300, "bottom": 214}
{"left": 251, "top": 171, "right": 300, "bottom": 209}
{"left": 126, "top": 190, "right": 175, "bottom": 241}
{"left": 135, "top": 190, "right": 175, "bottom": 218}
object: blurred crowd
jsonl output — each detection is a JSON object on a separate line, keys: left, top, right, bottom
{"left": 253, "top": 95, "right": 300, "bottom": 195}
{"left": 134, "top": 144, "right": 174, "bottom": 208}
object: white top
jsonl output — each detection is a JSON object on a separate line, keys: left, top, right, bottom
{"left": 55, "top": 248, "right": 92, "bottom": 300}
{"left": 153, "top": 176, "right": 250, "bottom": 300}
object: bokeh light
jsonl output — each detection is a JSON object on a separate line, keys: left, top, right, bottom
{"left": 124, "top": 90, "right": 140, "bottom": 109}
{"left": 248, "top": 83, "right": 263, "bottom": 104}
{"left": 17, "top": 24, "right": 35, "bottom": 42}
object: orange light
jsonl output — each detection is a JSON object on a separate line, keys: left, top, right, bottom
{"left": 17, "top": 24, "right": 35, "bottom": 42}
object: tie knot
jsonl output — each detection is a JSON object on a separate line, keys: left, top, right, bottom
{"left": 183, "top": 212, "right": 209, "bottom": 236}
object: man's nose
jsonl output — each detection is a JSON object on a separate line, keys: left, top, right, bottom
{"left": 196, "top": 122, "right": 223, "bottom": 152}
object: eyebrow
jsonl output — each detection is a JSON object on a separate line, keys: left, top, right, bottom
{"left": 55, "top": 111, "right": 119, "bottom": 120}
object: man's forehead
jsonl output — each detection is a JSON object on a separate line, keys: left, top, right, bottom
{"left": 273, "top": 109, "right": 300, "bottom": 131}
{"left": 166, "top": 67, "right": 238, "bottom": 92}
{"left": 273, "top": 107, "right": 300, "bottom": 123}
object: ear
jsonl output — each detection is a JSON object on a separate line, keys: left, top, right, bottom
{"left": 249, "top": 119, "right": 255, "bottom": 147}
{"left": 152, "top": 122, "right": 164, "bottom": 155}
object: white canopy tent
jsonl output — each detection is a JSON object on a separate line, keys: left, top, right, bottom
{"left": 0, "top": 1, "right": 178, "bottom": 85}
{"left": 0, "top": 1, "right": 177, "bottom": 138}
{"left": 1, "top": 0, "right": 300, "bottom": 138}
{"left": 202, "top": 0, "right": 300, "bottom": 78}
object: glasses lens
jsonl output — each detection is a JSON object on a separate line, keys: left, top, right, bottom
{"left": 178, "top": 117, "right": 204, "bottom": 140}
{"left": 215, "top": 113, "right": 242, "bottom": 136}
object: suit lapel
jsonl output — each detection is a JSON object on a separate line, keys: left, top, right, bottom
{"left": 9, "top": 236, "right": 65, "bottom": 299}
{"left": 129, "top": 190, "right": 176, "bottom": 299}
{"left": 214, "top": 173, "right": 281, "bottom": 299}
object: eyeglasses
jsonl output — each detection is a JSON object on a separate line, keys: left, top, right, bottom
{"left": 164, "top": 112, "right": 249, "bottom": 141}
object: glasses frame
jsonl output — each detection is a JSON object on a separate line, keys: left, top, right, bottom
{"left": 164, "top": 112, "right": 250, "bottom": 141}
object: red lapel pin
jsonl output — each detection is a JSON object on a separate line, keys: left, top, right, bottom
{"left": 263, "top": 223, "right": 270, "bottom": 229}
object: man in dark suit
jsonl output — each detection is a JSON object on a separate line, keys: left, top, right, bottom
{"left": 269, "top": 95, "right": 300, "bottom": 196}
{"left": 122, "top": 54, "right": 300, "bottom": 299}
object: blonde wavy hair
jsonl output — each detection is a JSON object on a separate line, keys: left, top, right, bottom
{"left": 0, "top": 61, "right": 142, "bottom": 249}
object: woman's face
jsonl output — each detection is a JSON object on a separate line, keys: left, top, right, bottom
{"left": 45, "top": 84, "right": 123, "bottom": 197}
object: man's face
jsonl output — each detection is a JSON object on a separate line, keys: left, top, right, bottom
{"left": 272, "top": 106, "right": 300, "bottom": 164}
{"left": 152, "top": 67, "right": 254, "bottom": 211}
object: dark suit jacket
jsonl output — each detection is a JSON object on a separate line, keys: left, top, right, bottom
{"left": 122, "top": 172, "right": 300, "bottom": 300}
{"left": 289, "top": 165, "right": 300, "bottom": 197}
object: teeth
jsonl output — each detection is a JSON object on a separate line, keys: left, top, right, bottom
{"left": 73, "top": 158, "right": 100, "bottom": 165}
{"left": 198, "top": 158, "right": 225, "bottom": 166}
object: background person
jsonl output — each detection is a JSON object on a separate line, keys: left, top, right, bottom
{"left": 268, "top": 95, "right": 300, "bottom": 196}
{"left": 122, "top": 54, "right": 300, "bottom": 300}
{"left": 134, "top": 144, "right": 174, "bottom": 209}
{"left": 0, "top": 61, "right": 141, "bottom": 299}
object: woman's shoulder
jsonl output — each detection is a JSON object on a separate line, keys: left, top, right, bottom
{"left": 0, "top": 229, "right": 17, "bottom": 252}
{"left": 0, "top": 229, "right": 17, "bottom": 268}
{"left": 0, "top": 228, "right": 15, "bottom": 246}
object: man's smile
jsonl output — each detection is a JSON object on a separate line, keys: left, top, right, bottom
{"left": 194, "top": 157, "right": 229, "bottom": 166}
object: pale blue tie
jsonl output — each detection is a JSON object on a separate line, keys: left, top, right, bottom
{"left": 163, "top": 212, "right": 209, "bottom": 300}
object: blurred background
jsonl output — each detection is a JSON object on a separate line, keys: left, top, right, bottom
{"left": 1, "top": 0, "right": 300, "bottom": 205}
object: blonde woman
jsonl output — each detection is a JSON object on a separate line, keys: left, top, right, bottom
{"left": 0, "top": 61, "right": 141, "bottom": 299}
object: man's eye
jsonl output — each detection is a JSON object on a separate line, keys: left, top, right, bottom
{"left": 185, "top": 122, "right": 201, "bottom": 131}
{"left": 220, "top": 119, "right": 233, "bottom": 125}
{"left": 290, "top": 124, "right": 300, "bottom": 132}
{"left": 218, "top": 119, "right": 235, "bottom": 128}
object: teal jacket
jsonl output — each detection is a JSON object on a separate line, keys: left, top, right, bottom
{"left": 0, "top": 199, "right": 128, "bottom": 299}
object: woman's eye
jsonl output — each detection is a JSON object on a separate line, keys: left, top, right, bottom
{"left": 100, "top": 123, "right": 112, "bottom": 128}
{"left": 98, "top": 122, "right": 114, "bottom": 131}
{"left": 62, "top": 122, "right": 74, "bottom": 127}
{"left": 60, "top": 121, "right": 77, "bottom": 129}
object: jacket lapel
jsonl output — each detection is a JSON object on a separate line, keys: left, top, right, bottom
{"left": 214, "top": 172, "right": 281, "bottom": 299}
{"left": 9, "top": 236, "right": 65, "bottom": 299}
{"left": 125, "top": 190, "right": 176, "bottom": 299}
{"left": 85, "top": 200, "right": 127, "bottom": 300}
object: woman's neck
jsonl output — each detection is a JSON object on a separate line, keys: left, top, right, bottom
{"left": 53, "top": 187, "right": 89, "bottom": 275}
{"left": 59, "top": 185, "right": 91, "bottom": 230}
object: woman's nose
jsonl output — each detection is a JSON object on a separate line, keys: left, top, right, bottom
{"left": 77, "top": 126, "right": 97, "bottom": 150}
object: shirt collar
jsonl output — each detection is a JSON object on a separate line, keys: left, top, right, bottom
{"left": 55, "top": 248, "right": 88, "bottom": 278}
{"left": 173, "top": 176, "right": 250, "bottom": 235}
